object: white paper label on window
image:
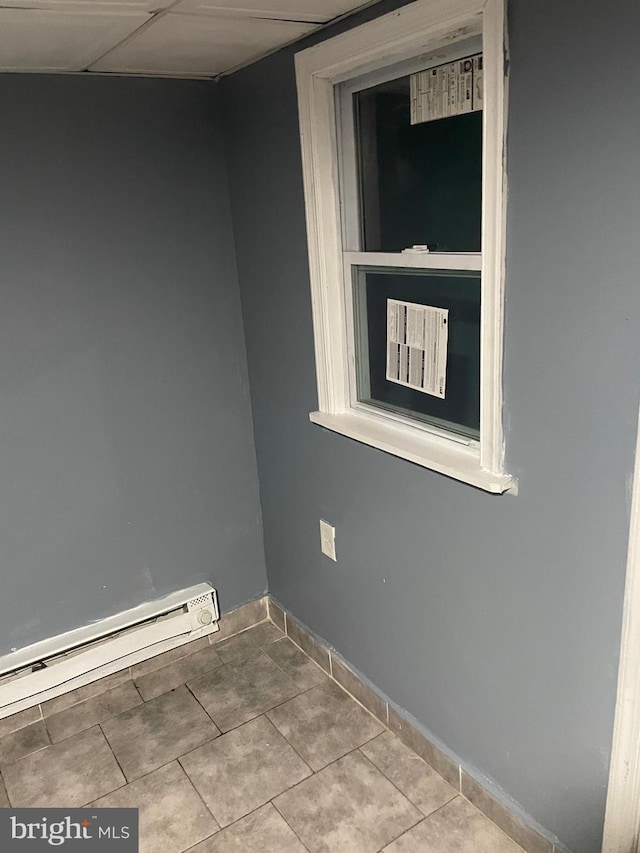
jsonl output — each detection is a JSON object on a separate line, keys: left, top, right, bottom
{"left": 386, "top": 299, "right": 448, "bottom": 398}
{"left": 410, "top": 53, "right": 482, "bottom": 125}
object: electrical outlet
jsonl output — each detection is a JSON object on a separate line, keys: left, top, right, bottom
{"left": 319, "top": 519, "right": 336, "bottom": 561}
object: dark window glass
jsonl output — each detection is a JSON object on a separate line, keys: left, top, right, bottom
{"left": 354, "top": 267, "right": 480, "bottom": 438}
{"left": 354, "top": 73, "right": 482, "bottom": 253}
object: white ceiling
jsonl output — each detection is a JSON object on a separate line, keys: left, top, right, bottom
{"left": 0, "top": 0, "right": 375, "bottom": 78}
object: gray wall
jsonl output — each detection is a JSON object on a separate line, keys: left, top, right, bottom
{"left": 0, "top": 74, "right": 266, "bottom": 655}
{"left": 221, "top": 0, "right": 640, "bottom": 850}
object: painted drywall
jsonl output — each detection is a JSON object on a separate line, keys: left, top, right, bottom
{"left": 0, "top": 74, "right": 266, "bottom": 655}
{"left": 221, "top": 0, "right": 640, "bottom": 850}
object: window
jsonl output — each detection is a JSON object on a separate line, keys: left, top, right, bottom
{"left": 295, "top": 0, "right": 514, "bottom": 493}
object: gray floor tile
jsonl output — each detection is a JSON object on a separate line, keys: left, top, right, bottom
{"left": 41, "top": 670, "right": 131, "bottom": 717}
{"left": 360, "top": 731, "right": 457, "bottom": 816}
{"left": 210, "top": 599, "right": 268, "bottom": 644}
{"left": 131, "top": 637, "right": 211, "bottom": 680}
{"left": 382, "top": 796, "right": 524, "bottom": 852}
{"left": 188, "top": 803, "right": 306, "bottom": 853}
{"left": 461, "top": 771, "right": 552, "bottom": 853}
{"left": 268, "top": 599, "right": 286, "bottom": 634}
{"left": 91, "top": 761, "right": 219, "bottom": 853}
{"left": 2, "top": 726, "right": 125, "bottom": 807}
{"left": 188, "top": 651, "right": 301, "bottom": 733}
{"left": 46, "top": 681, "right": 142, "bottom": 743}
{"left": 263, "top": 637, "right": 328, "bottom": 690}
{"left": 0, "top": 720, "right": 50, "bottom": 765}
{"left": 135, "top": 646, "right": 224, "bottom": 701}
{"left": 267, "top": 680, "right": 384, "bottom": 770}
{"left": 0, "top": 774, "right": 10, "bottom": 807}
{"left": 180, "top": 715, "right": 311, "bottom": 828}
{"left": 387, "top": 706, "right": 459, "bottom": 789}
{"left": 331, "top": 658, "right": 387, "bottom": 724}
{"left": 102, "top": 685, "right": 220, "bottom": 780}
{"left": 214, "top": 622, "right": 284, "bottom": 664}
{"left": 0, "top": 705, "right": 42, "bottom": 739}
{"left": 286, "top": 619, "right": 331, "bottom": 673}
{"left": 274, "top": 750, "right": 422, "bottom": 853}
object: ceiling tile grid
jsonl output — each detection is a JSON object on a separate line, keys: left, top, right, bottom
{"left": 0, "top": 0, "right": 374, "bottom": 77}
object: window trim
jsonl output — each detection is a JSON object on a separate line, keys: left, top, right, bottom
{"left": 295, "top": 0, "right": 514, "bottom": 493}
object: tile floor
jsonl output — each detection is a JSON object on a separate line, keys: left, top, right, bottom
{"left": 0, "top": 619, "right": 525, "bottom": 852}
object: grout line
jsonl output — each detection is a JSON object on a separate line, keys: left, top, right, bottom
{"left": 283, "top": 631, "right": 330, "bottom": 677}
{"left": 91, "top": 753, "right": 182, "bottom": 801}
{"left": 134, "top": 655, "right": 224, "bottom": 700}
{"left": 379, "top": 817, "right": 427, "bottom": 851}
{"left": 326, "top": 662, "right": 387, "bottom": 730}
{"left": 97, "top": 732, "right": 226, "bottom": 801}
{"left": 183, "top": 681, "right": 224, "bottom": 734}
{"left": 260, "top": 648, "right": 305, "bottom": 688}
{"left": 262, "top": 669, "right": 327, "bottom": 713}
{"left": 276, "top": 743, "right": 361, "bottom": 784}
{"left": 41, "top": 715, "right": 53, "bottom": 746}
{"left": 210, "top": 615, "right": 270, "bottom": 649}
{"left": 130, "top": 682, "right": 144, "bottom": 705}
{"left": 177, "top": 759, "right": 221, "bottom": 831}
{"left": 182, "top": 792, "right": 313, "bottom": 853}
{"left": 456, "top": 790, "right": 530, "bottom": 852}
{"left": 335, "top": 680, "right": 385, "bottom": 728}
{"left": 271, "top": 797, "right": 313, "bottom": 852}
{"left": 97, "top": 721, "right": 130, "bottom": 794}
{"left": 262, "top": 713, "right": 314, "bottom": 776}
{"left": 43, "top": 684, "right": 146, "bottom": 746}
{"left": 282, "top": 634, "right": 312, "bottom": 667}
{"left": 0, "top": 767, "right": 11, "bottom": 807}
{"left": 131, "top": 638, "right": 209, "bottom": 679}
{"left": 0, "top": 737, "right": 51, "bottom": 768}
{"left": 215, "top": 618, "right": 271, "bottom": 644}
{"left": 358, "top": 729, "right": 387, "bottom": 751}
{"left": 422, "top": 795, "right": 460, "bottom": 822}
{"left": 183, "top": 653, "right": 324, "bottom": 737}
{"left": 40, "top": 670, "right": 133, "bottom": 721}
{"left": 355, "top": 741, "right": 432, "bottom": 822}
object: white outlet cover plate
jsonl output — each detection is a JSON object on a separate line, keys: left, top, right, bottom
{"left": 319, "top": 519, "right": 336, "bottom": 561}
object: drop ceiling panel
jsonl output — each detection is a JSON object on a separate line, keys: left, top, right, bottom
{"left": 90, "top": 12, "right": 315, "bottom": 75}
{"left": 173, "top": 0, "right": 370, "bottom": 24}
{"left": 0, "top": 1, "right": 162, "bottom": 10}
{"left": 0, "top": 9, "right": 151, "bottom": 71}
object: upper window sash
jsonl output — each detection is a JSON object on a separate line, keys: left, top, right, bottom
{"left": 337, "top": 34, "right": 484, "bottom": 254}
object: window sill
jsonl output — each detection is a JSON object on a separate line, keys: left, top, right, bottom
{"left": 309, "top": 410, "right": 515, "bottom": 494}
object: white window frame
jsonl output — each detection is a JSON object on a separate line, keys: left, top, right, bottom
{"left": 295, "top": 0, "right": 514, "bottom": 493}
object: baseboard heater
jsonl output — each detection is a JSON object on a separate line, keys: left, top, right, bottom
{"left": 0, "top": 583, "right": 219, "bottom": 720}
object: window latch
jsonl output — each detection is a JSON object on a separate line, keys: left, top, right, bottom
{"left": 401, "top": 244, "right": 430, "bottom": 254}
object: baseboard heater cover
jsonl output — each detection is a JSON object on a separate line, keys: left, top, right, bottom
{"left": 0, "top": 583, "right": 219, "bottom": 720}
